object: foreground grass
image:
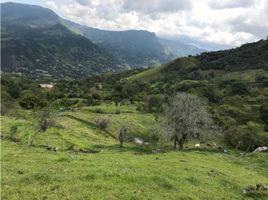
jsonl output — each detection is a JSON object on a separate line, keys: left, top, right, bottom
{"left": 2, "top": 140, "right": 268, "bottom": 200}
{"left": 1, "top": 105, "right": 268, "bottom": 199}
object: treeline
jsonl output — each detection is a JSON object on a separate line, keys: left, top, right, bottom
{"left": 1, "top": 65, "right": 268, "bottom": 151}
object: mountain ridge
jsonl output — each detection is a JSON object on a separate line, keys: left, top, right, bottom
{"left": 1, "top": 2, "right": 205, "bottom": 77}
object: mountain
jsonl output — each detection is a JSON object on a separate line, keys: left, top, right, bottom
{"left": 159, "top": 38, "right": 206, "bottom": 57}
{"left": 62, "top": 20, "right": 174, "bottom": 68}
{"left": 63, "top": 20, "right": 205, "bottom": 68}
{"left": 196, "top": 39, "right": 268, "bottom": 70}
{"left": 1, "top": 2, "right": 60, "bottom": 28}
{"left": 128, "top": 39, "right": 268, "bottom": 82}
{"left": 1, "top": 2, "right": 120, "bottom": 78}
{"left": 1, "top": 2, "right": 206, "bottom": 77}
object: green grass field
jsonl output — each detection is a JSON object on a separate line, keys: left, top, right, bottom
{"left": 1, "top": 104, "right": 268, "bottom": 199}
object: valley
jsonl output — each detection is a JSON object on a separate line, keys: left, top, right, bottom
{"left": 1, "top": 1, "right": 268, "bottom": 200}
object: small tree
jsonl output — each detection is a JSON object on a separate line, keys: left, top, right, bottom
{"left": 118, "top": 126, "right": 127, "bottom": 147}
{"left": 28, "top": 108, "right": 55, "bottom": 147}
{"left": 163, "top": 93, "right": 215, "bottom": 150}
{"left": 95, "top": 118, "right": 111, "bottom": 130}
{"left": 147, "top": 95, "right": 163, "bottom": 113}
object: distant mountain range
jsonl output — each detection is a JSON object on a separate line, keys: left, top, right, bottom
{"left": 1, "top": 2, "right": 205, "bottom": 78}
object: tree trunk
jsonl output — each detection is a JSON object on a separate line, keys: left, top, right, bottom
{"left": 173, "top": 135, "right": 179, "bottom": 149}
{"left": 173, "top": 138, "right": 177, "bottom": 149}
{"left": 120, "top": 141, "right": 123, "bottom": 148}
{"left": 178, "top": 139, "right": 184, "bottom": 150}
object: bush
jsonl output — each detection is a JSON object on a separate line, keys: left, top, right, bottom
{"left": 93, "top": 108, "right": 104, "bottom": 113}
{"left": 6, "top": 125, "right": 20, "bottom": 142}
{"left": 224, "top": 122, "right": 268, "bottom": 151}
{"left": 230, "top": 81, "right": 250, "bottom": 95}
{"left": 147, "top": 95, "right": 163, "bottom": 113}
{"left": 95, "top": 118, "right": 111, "bottom": 129}
{"left": 19, "top": 90, "right": 47, "bottom": 109}
{"left": 85, "top": 95, "right": 94, "bottom": 106}
{"left": 136, "top": 103, "right": 147, "bottom": 113}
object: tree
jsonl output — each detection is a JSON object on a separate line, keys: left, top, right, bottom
{"left": 118, "top": 126, "right": 127, "bottom": 147}
{"left": 28, "top": 108, "right": 55, "bottom": 147}
{"left": 162, "top": 93, "right": 215, "bottom": 150}
{"left": 260, "top": 103, "right": 268, "bottom": 131}
{"left": 19, "top": 90, "right": 47, "bottom": 109}
{"left": 147, "top": 95, "right": 163, "bottom": 113}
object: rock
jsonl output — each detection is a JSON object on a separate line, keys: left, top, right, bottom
{"left": 223, "top": 149, "right": 228, "bottom": 153}
{"left": 79, "top": 148, "right": 100, "bottom": 153}
{"left": 134, "top": 138, "right": 143, "bottom": 145}
{"left": 143, "top": 142, "right": 150, "bottom": 146}
{"left": 152, "top": 149, "right": 161, "bottom": 154}
{"left": 243, "top": 185, "right": 255, "bottom": 194}
{"left": 254, "top": 146, "right": 268, "bottom": 153}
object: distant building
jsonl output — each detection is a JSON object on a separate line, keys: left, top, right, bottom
{"left": 39, "top": 83, "right": 54, "bottom": 89}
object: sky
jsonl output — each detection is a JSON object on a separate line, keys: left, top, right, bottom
{"left": 2, "top": 0, "right": 268, "bottom": 50}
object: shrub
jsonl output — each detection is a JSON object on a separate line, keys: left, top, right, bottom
{"left": 230, "top": 81, "right": 250, "bottom": 95}
{"left": 95, "top": 118, "right": 111, "bottom": 130}
{"left": 136, "top": 103, "right": 147, "bottom": 113}
{"left": 85, "top": 95, "right": 94, "bottom": 106}
{"left": 19, "top": 90, "right": 47, "bottom": 109}
{"left": 93, "top": 108, "right": 104, "bottom": 114}
{"left": 147, "top": 95, "right": 163, "bottom": 113}
{"left": 224, "top": 122, "right": 268, "bottom": 151}
{"left": 6, "top": 125, "right": 20, "bottom": 142}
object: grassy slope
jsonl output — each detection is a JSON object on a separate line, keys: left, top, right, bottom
{"left": 2, "top": 141, "right": 268, "bottom": 200}
{"left": 127, "top": 57, "right": 268, "bottom": 83}
{"left": 1, "top": 104, "right": 268, "bottom": 199}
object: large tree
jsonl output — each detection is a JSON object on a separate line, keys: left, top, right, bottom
{"left": 163, "top": 93, "right": 215, "bottom": 150}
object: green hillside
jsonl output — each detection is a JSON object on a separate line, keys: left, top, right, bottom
{"left": 1, "top": 23, "right": 120, "bottom": 78}
{"left": 1, "top": 2, "right": 204, "bottom": 76}
{"left": 2, "top": 105, "right": 268, "bottom": 199}
{"left": 129, "top": 39, "right": 268, "bottom": 81}
{"left": 1, "top": 4, "right": 268, "bottom": 199}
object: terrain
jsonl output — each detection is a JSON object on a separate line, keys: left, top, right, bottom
{"left": 1, "top": 23, "right": 120, "bottom": 78}
{"left": 1, "top": 104, "right": 268, "bottom": 200}
{"left": 1, "top": 2, "right": 268, "bottom": 200}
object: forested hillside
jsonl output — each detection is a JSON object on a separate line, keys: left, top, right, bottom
{"left": 1, "top": 2, "right": 204, "bottom": 78}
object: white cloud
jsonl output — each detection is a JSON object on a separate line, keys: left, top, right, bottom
{"left": 45, "top": 0, "right": 58, "bottom": 10}
{"left": 43, "top": 0, "right": 268, "bottom": 50}
{"left": 208, "top": 0, "right": 253, "bottom": 9}
{"left": 122, "top": 0, "right": 193, "bottom": 13}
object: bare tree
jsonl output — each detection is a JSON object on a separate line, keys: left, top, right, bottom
{"left": 119, "top": 126, "right": 127, "bottom": 147}
{"left": 162, "top": 93, "right": 215, "bottom": 150}
{"left": 28, "top": 108, "right": 55, "bottom": 147}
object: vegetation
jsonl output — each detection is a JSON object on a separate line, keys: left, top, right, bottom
{"left": 162, "top": 93, "right": 216, "bottom": 149}
{"left": 1, "top": 2, "right": 204, "bottom": 78}
{"left": 1, "top": 4, "right": 268, "bottom": 198}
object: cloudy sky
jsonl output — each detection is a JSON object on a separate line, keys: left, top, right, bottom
{"left": 3, "top": 0, "right": 268, "bottom": 50}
